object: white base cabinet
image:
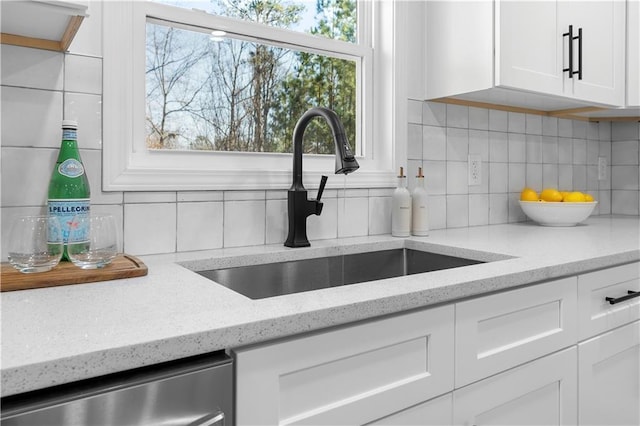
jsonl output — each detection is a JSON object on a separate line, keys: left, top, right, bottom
{"left": 578, "top": 321, "right": 640, "bottom": 426}
{"left": 453, "top": 347, "right": 578, "bottom": 426}
{"left": 234, "top": 262, "right": 640, "bottom": 425}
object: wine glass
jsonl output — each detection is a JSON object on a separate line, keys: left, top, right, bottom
{"left": 67, "top": 214, "right": 119, "bottom": 269}
{"left": 8, "top": 215, "right": 63, "bottom": 273}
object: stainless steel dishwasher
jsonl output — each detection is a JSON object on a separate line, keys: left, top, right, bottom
{"left": 1, "top": 351, "right": 233, "bottom": 425}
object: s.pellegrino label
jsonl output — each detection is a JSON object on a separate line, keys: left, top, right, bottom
{"left": 48, "top": 120, "right": 91, "bottom": 259}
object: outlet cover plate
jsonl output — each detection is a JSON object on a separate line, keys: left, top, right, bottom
{"left": 468, "top": 155, "right": 482, "bottom": 186}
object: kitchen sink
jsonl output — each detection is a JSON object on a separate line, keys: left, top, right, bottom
{"left": 196, "top": 248, "right": 484, "bottom": 299}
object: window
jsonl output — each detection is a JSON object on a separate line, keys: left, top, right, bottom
{"left": 103, "top": 0, "right": 398, "bottom": 191}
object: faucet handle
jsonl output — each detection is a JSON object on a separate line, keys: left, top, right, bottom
{"left": 316, "top": 175, "right": 328, "bottom": 201}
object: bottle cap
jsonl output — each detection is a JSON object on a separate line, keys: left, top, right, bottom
{"left": 416, "top": 167, "right": 424, "bottom": 178}
{"left": 62, "top": 120, "right": 78, "bottom": 129}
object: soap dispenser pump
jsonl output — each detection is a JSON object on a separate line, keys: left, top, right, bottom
{"left": 392, "top": 167, "right": 411, "bottom": 237}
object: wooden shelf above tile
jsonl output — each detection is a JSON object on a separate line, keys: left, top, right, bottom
{"left": 0, "top": 0, "right": 88, "bottom": 52}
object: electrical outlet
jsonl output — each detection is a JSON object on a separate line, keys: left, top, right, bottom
{"left": 598, "top": 156, "right": 607, "bottom": 181}
{"left": 468, "top": 155, "right": 482, "bottom": 186}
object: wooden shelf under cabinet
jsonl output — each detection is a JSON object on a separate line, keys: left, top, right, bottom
{"left": 0, "top": 0, "right": 88, "bottom": 52}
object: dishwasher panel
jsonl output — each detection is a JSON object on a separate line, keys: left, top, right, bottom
{"left": 1, "top": 352, "right": 233, "bottom": 426}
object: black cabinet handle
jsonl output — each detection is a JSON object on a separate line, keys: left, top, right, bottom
{"left": 605, "top": 290, "right": 640, "bottom": 305}
{"left": 575, "top": 27, "right": 583, "bottom": 80}
{"left": 563, "top": 25, "right": 574, "bottom": 78}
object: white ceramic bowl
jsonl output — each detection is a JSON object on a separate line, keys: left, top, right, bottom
{"left": 519, "top": 201, "right": 598, "bottom": 226}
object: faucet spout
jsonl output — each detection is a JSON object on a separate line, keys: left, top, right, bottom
{"left": 285, "top": 107, "right": 359, "bottom": 248}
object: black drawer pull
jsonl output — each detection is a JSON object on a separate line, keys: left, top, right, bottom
{"left": 605, "top": 290, "right": 640, "bottom": 305}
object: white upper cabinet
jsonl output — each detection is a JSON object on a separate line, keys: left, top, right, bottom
{"left": 628, "top": 0, "right": 640, "bottom": 106}
{"left": 426, "top": 0, "right": 626, "bottom": 108}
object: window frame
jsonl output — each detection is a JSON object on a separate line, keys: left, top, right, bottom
{"left": 103, "top": 0, "right": 397, "bottom": 191}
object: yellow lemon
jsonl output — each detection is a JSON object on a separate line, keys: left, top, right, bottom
{"left": 564, "top": 191, "right": 586, "bottom": 202}
{"left": 584, "top": 193, "right": 594, "bottom": 202}
{"left": 540, "top": 188, "right": 563, "bottom": 202}
{"left": 520, "top": 187, "right": 539, "bottom": 201}
{"left": 560, "top": 191, "right": 570, "bottom": 201}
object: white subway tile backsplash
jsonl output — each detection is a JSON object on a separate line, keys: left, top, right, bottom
{"left": 558, "top": 138, "right": 573, "bottom": 164}
{"left": 446, "top": 195, "right": 468, "bottom": 228}
{"left": 428, "top": 195, "right": 446, "bottom": 230}
{"left": 338, "top": 197, "right": 369, "bottom": 238}
{"left": 507, "top": 133, "right": 526, "bottom": 163}
{"left": 64, "top": 93, "right": 102, "bottom": 149}
{"left": 572, "top": 139, "right": 587, "bottom": 165}
{"left": 558, "top": 119, "right": 573, "bottom": 138}
{"left": 446, "top": 128, "right": 469, "bottom": 161}
{"left": 224, "top": 191, "right": 266, "bottom": 201}
{"left": 178, "top": 191, "right": 224, "bottom": 202}
{"left": 368, "top": 196, "right": 392, "bottom": 235}
{"left": 558, "top": 165, "right": 573, "bottom": 190}
{"left": 586, "top": 140, "right": 599, "bottom": 165}
{"left": 1, "top": 45, "right": 63, "bottom": 90}
{"left": 508, "top": 193, "right": 527, "bottom": 223}
{"left": 468, "top": 130, "right": 489, "bottom": 161}
{"left": 611, "top": 122, "right": 639, "bottom": 141}
{"left": 124, "top": 192, "right": 177, "bottom": 203}
{"left": 542, "top": 116, "right": 558, "bottom": 137}
{"left": 407, "top": 123, "right": 423, "bottom": 160}
{"left": 508, "top": 163, "right": 526, "bottom": 193}
{"left": 64, "top": 55, "right": 102, "bottom": 94}
{"left": 223, "top": 200, "right": 266, "bottom": 247}
{"left": 525, "top": 114, "right": 542, "bottom": 135}
{"left": 526, "top": 134, "right": 542, "bottom": 163}
{"left": 489, "top": 193, "right": 508, "bottom": 224}
{"left": 586, "top": 166, "right": 598, "bottom": 192}
{"left": 525, "top": 163, "right": 543, "bottom": 190}
{"left": 542, "top": 136, "right": 559, "bottom": 164}
{"left": 572, "top": 165, "right": 587, "bottom": 191}
{"left": 611, "top": 141, "right": 639, "bottom": 165}
{"left": 612, "top": 190, "right": 640, "bottom": 215}
{"left": 587, "top": 122, "right": 599, "bottom": 141}
{"left": 507, "top": 112, "right": 526, "bottom": 133}
{"left": 423, "top": 101, "right": 446, "bottom": 127}
{"left": 489, "top": 163, "right": 508, "bottom": 193}
{"left": 468, "top": 194, "right": 489, "bottom": 226}
{"left": 1, "top": 147, "right": 56, "bottom": 207}
{"left": 407, "top": 99, "right": 423, "bottom": 124}
{"left": 446, "top": 161, "right": 468, "bottom": 194}
{"left": 469, "top": 107, "right": 489, "bottom": 130}
{"left": 446, "top": 104, "right": 469, "bottom": 128}
{"left": 1, "top": 87, "right": 63, "bottom": 148}
{"left": 572, "top": 120, "right": 587, "bottom": 139}
{"left": 598, "top": 190, "right": 611, "bottom": 214}
{"left": 265, "top": 199, "right": 288, "bottom": 244}
{"left": 489, "top": 132, "right": 509, "bottom": 163}
{"left": 423, "top": 125, "right": 447, "bottom": 161}
{"left": 124, "top": 203, "right": 176, "bottom": 255}
{"left": 542, "top": 164, "right": 559, "bottom": 189}
{"left": 424, "top": 161, "right": 446, "bottom": 195}
{"left": 177, "top": 202, "right": 223, "bottom": 251}
{"left": 612, "top": 166, "right": 640, "bottom": 190}
{"left": 489, "top": 110, "right": 508, "bottom": 132}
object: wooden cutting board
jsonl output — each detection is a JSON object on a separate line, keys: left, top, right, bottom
{"left": 1, "top": 254, "right": 148, "bottom": 292}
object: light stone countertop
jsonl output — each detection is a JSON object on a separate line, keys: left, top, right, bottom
{"left": 1, "top": 216, "right": 639, "bottom": 397}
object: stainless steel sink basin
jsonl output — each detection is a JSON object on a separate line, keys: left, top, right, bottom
{"left": 197, "top": 248, "right": 483, "bottom": 299}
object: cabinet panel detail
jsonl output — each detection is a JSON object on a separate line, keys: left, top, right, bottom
{"left": 578, "top": 261, "right": 640, "bottom": 340}
{"left": 578, "top": 320, "right": 640, "bottom": 426}
{"left": 234, "top": 305, "right": 454, "bottom": 426}
{"left": 455, "top": 277, "right": 577, "bottom": 387}
{"left": 366, "top": 393, "right": 452, "bottom": 426}
{"left": 454, "top": 347, "right": 577, "bottom": 426}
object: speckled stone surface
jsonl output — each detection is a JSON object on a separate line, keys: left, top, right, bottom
{"left": 2, "top": 216, "right": 639, "bottom": 396}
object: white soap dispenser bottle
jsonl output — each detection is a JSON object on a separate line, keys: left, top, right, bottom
{"left": 392, "top": 167, "right": 411, "bottom": 237}
{"left": 411, "top": 167, "right": 429, "bottom": 236}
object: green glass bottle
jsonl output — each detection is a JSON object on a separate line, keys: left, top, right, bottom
{"left": 48, "top": 120, "right": 91, "bottom": 260}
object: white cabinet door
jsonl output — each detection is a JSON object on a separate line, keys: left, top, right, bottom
{"left": 496, "top": 0, "right": 563, "bottom": 96}
{"left": 367, "top": 393, "right": 452, "bottom": 426}
{"left": 577, "top": 261, "right": 640, "bottom": 340}
{"left": 455, "top": 277, "right": 578, "bottom": 388}
{"left": 234, "top": 305, "right": 454, "bottom": 426}
{"left": 453, "top": 347, "right": 578, "bottom": 426}
{"left": 560, "top": 0, "right": 626, "bottom": 105}
{"left": 628, "top": 0, "right": 640, "bottom": 106}
{"left": 578, "top": 320, "right": 640, "bottom": 426}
